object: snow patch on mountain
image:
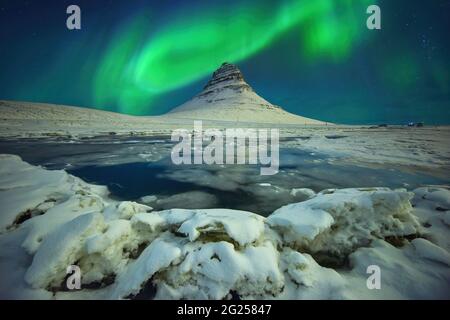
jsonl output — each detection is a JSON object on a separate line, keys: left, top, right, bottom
{"left": 169, "top": 63, "right": 325, "bottom": 125}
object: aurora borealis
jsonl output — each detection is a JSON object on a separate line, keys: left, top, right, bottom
{"left": 0, "top": 0, "right": 449, "bottom": 124}
{"left": 94, "top": 0, "right": 374, "bottom": 114}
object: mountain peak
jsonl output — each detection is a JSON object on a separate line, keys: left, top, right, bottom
{"left": 168, "top": 62, "right": 324, "bottom": 125}
{"left": 201, "top": 62, "right": 251, "bottom": 94}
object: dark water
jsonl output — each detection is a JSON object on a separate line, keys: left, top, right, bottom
{"left": 0, "top": 136, "right": 448, "bottom": 216}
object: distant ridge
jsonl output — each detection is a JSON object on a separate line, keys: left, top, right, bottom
{"left": 169, "top": 62, "right": 325, "bottom": 125}
{"left": 0, "top": 63, "right": 326, "bottom": 137}
{"left": 0, "top": 100, "right": 136, "bottom": 121}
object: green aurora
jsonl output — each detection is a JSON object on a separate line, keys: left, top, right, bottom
{"left": 0, "top": 0, "right": 449, "bottom": 124}
{"left": 94, "top": 0, "right": 374, "bottom": 114}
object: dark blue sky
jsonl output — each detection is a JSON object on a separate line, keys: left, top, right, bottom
{"left": 0, "top": 0, "right": 449, "bottom": 124}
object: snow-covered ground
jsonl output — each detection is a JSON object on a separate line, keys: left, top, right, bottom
{"left": 0, "top": 99, "right": 324, "bottom": 138}
{"left": 0, "top": 154, "right": 449, "bottom": 300}
{"left": 282, "top": 126, "right": 450, "bottom": 173}
{"left": 2, "top": 101, "right": 450, "bottom": 182}
{"left": 0, "top": 100, "right": 181, "bottom": 138}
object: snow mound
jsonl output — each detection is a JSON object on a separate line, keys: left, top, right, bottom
{"left": 25, "top": 213, "right": 105, "bottom": 288}
{"left": 410, "top": 186, "right": 450, "bottom": 251}
{"left": 0, "top": 155, "right": 449, "bottom": 300}
{"left": 177, "top": 209, "right": 265, "bottom": 246}
{"left": 0, "top": 154, "right": 108, "bottom": 233}
{"left": 268, "top": 188, "right": 421, "bottom": 265}
{"left": 347, "top": 239, "right": 450, "bottom": 299}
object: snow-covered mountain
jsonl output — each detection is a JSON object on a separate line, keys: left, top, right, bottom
{"left": 0, "top": 63, "right": 326, "bottom": 137}
{"left": 168, "top": 63, "right": 325, "bottom": 125}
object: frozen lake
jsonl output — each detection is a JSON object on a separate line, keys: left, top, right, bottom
{"left": 0, "top": 135, "right": 448, "bottom": 216}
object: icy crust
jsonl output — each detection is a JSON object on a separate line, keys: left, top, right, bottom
{"left": 411, "top": 187, "right": 450, "bottom": 250}
{"left": 345, "top": 239, "right": 450, "bottom": 299}
{"left": 268, "top": 188, "right": 421, "bottom": 263}
{"left": 0, "top": 155, "right": 449, "bottom": 300}
{"left": 25, "top": 213, "right": 105, "bottom": 288}
{"left": 176, "top": 209, "right": 265, "bottom": 246}
{"left": 29, "top": 207, "right": 268, "bottom": 299}
{"left": 0, "top": 154, "right": 108, "bottom": 233}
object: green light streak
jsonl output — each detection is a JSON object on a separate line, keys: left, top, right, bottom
{"left": 94, "top": 0, "right": 374, "bottom": 114}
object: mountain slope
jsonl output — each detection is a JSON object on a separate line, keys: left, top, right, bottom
{"left": 168, "top": 63, "right": 325, "bottom": 125}
{"left": 0, "top": 100, "right": 138, "bottom": 122}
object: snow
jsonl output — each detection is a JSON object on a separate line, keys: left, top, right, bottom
{"left": 104, "top": 201, "right": 152, "bottom": 221}
{"left": 411, "top": 186, "right": 450, "bottom": 250}
{"left": 283, "top": 126, "right": 450, "bottom": 170}
{"left": 176, "top": 209, "right": 265, "bottom": 246}
{"left": 0, "top": 154, "right": 67, "bottom": 231}
{"left": 0, "top": 154, "right": 108, "bottom": 235}
{"left": 86, "top": 219, "right": 132, "bottom": 255}
{"left": 109, "top": 239, "right": 182, "bottom": 299}
{"left": 0, "top": 62, "right": 326, "bottom": 134}
{"left": 141, "top": 191, "right": 219, "bottom": 210}
{"left": 132, "top": 213, "right": 166, "bottom": 232}
{"left": 0, "top": 155, "right": 449, "bottom": 300}
{"left": 158, "top": 241, "right": 283, "bottom": 299}
{"left": 140, "top": 195, "right": 158, "bottom": 204}
{"left": 268, "top": 206, "right": 334, "bottom": 241}
{"left": 1, "top": 101, "right": 449, "bottom": 181}
{"left": 345, "top": 239, "right": 450, "bottom": 299}
{"left": 169, "top": 87, "right": 324, "bottom": 125}
{"left": 169, "top": 63, "right": 324, "bottom": 125}
{"left": 268, "top": 188, "right": 420, "bottom": 261}
{"left": 0, "top": 100, "right": 179, "bottom": 138}
{"left": 25, "top": 212, "right": 105, "bottom": 289}
{"left": 410, "top": 238, "right": 450, "bottom": 266}
{"left": 0, "top": 98, "right": 324, "bottom": 139}
{"left": 414, "top": 187, "right": 450, "bottom": 209}
{"left": 280, "top": 248, "right": 346, "bottom": 299}
{"left": 290, "top": 188, "right": 316, "bottom": 199}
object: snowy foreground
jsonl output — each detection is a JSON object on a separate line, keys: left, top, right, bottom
{"left": 0, "top": 154, "right": 449, "bottom": 300}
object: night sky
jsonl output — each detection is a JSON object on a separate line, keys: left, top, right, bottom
{"left": 0, "top": 0, "right": 449, "bottom": 124}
